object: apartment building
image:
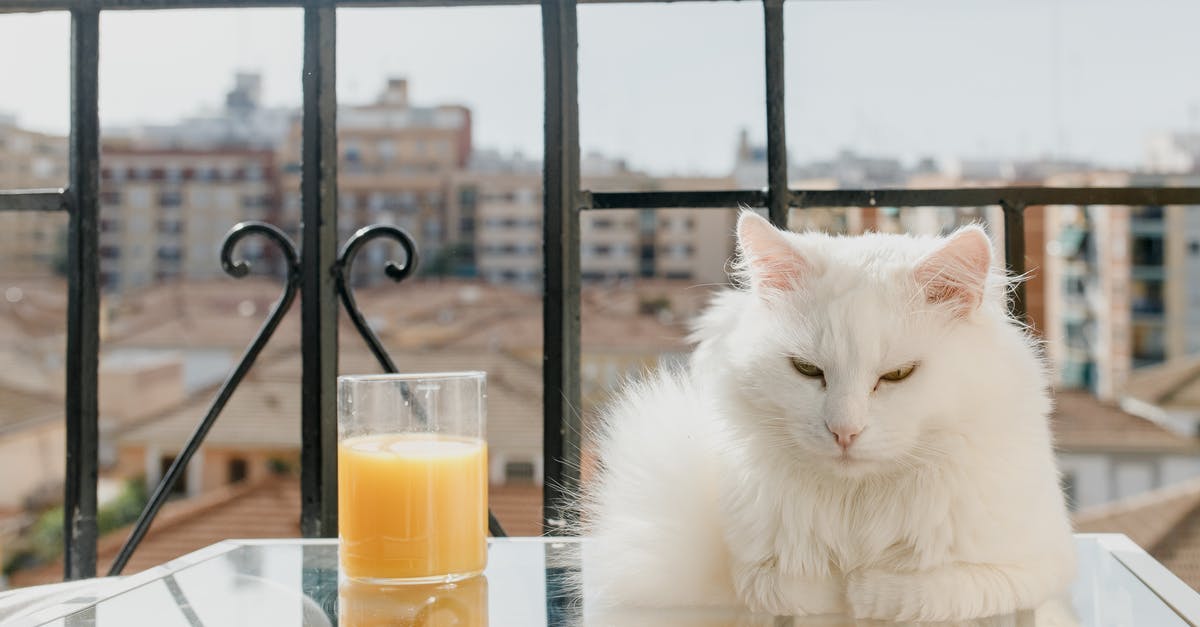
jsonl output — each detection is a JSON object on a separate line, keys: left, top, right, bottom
{"left": 446, "top": 156, "right": 738, "bottom": 288}
{"left": 99, "top": 148, "right": 280, "bottom": 293}
{"left": 279, "top": 78, "right": 471, "bottom": 274}
{"left": 0, "top": 118, "right": 68, "bottom": 278}
{"left": 1041, "top": 171, "right": 1200, "bottom": 400}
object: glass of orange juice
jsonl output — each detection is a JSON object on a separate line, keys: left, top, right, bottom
{"left": 337, "top": 372, "right": 488, "bottom": 584}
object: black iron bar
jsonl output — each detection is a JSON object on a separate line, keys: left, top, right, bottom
{"left": 1001, "top": 201, "right": 1027, "bottom": 323}
{"left": 589, "top": 187, "right": 1200, "bottom": 210}
{"left": 63, "top": 6, "right": 100, "bottom": 581}
{"left": 108, "top": 223, "right": 300, "bottom": 575}
{"left": 2, "top": 0, "right": 759, "bottom": 13}
{"left": 299, "top": 1, "right": 340, "bottom": 538}
{"left": 763, "top": 0, "right": 788, "bottom": 227}
{"left": 0, "top": 189, "right": 70, "bottom": 212}
{"left": 333, "top": 225, "right": 418, "bottom": 375}
{"left": 541, "top": 0, "right": 582, "bottom": 535}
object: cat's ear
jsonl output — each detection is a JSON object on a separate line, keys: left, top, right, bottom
{"left": 914, "top": 225, "right": 993, "bottom": 316}
{"left": 736, "top": 211, "right": 809, "bottom": 293}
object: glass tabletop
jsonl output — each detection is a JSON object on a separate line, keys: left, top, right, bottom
{"left": 18, "top": 535, "right": 1200, "bottom": 626}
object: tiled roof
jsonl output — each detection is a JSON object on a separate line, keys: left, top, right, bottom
{"left": 1075, "top": 478, "right": 1200, "bottom": 590}
{"left": 10, "top": 476, "right": 301, "bottom": 587}
{"left": 9, "top": 477, "right": 544, "bottom": 587}
{"left": 104, "top": 278, "right": 303, "bottom": 353}
{"left": 116, "top": 375, "right": 302, "bottom": 449}
{"left": 0, "top": 278, "right": 68, "bottom": 342}
{"left": 0, "top": 384, "right": 60, "bottom": 434}
{"left": 1124, "top": 357, "right": 1200, "bottom": 411}
{"left": 118, "top": 345, "right": 543, "bottom": 459}
{"left": 1051, "top": 390, "right": 1198, "bottom": 453}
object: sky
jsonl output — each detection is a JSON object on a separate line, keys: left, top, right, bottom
{"left": 3, "top": 0, "right": 1200, "bottom": 177}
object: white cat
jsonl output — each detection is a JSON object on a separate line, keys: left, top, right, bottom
{"left": 579, "top": 211, "right": 1076, "bottom": 622}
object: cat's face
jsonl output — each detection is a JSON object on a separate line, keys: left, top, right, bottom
{"left": 719, "top": 212, "right": 995, "bottom": 478}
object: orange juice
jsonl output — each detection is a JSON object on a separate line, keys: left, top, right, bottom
{"left": 338, "top": 433, "right": 488, "bottom": 581}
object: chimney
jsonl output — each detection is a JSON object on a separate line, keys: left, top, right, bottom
{"left": 225, "top": 72, "right": 262, "bottom": 114}
{"left": 380, "top": 78, "right": 409, "bottom": 107}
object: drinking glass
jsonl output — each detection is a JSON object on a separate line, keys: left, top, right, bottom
{"left": 337, "top": 372, "right": 488, "bottom": 583}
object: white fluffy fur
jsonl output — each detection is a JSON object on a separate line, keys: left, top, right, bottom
{"left": 579, "top": 213, "right": 1076, "bottom": 622}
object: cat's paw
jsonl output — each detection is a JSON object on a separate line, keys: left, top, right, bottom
{"left": 734, "top": 561, "right": 844, "bottom": 617}
{"left": 847, "top": 569, "right": 929, "bottom": 622}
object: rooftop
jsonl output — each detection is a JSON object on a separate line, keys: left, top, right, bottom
{"left": 1123, "top": 356, "right": 1200, "bottom": 413}
{"left": 1076, "top": 477, "right": 1200, "bottom": 590}
{"left": 0, "top": 384, "right": 59, "bottom": 435}
{"left": 1051, "top": 389, "right": 1198, "bottom": 453}
{"left": 9, "top": 476, "right": 301, "bottom": 587}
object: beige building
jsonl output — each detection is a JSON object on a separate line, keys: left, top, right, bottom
{"left": 1038, "top": 171, "right": 1200, "bottom": 401}
{"left": 99, "top": 148, "right": 280, "bottom": 293}
{"left": 446, "top": 156, "right": 739, "bottom": 288}
{"left": 279, "top": 78, "right": 471, "bottom": 269}
{"left": 0, "top": 119, "right": 68, "bottom": 279}
{"left": 0, "top": 386, "right": 63, "bottom": 511}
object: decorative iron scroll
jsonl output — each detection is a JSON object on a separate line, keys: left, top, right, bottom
{"left": 111, "top": 222, "right": 504, "bottom": 575}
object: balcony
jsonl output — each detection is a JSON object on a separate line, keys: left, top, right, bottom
{"left": 3, "top": 0, "right": 1200, "bottom": 624}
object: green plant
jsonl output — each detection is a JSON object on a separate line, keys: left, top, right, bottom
{"left": 2, "top": 478, "right": 148, "bottom": 576}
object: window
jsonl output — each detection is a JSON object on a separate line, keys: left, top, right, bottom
{"left": 228, "top": 458, "right": 248, "bottom": 484}
{"left": 345, "top": 142, "right": 361, "bottom": 164}
{"left": 378, "top": 139, "right": 396, "bottom": 163}
{"left": 1131, "top": 206, "right": 1165, "bottom": 220}
{"left": 159, "top": 191, "right": 182, "bottom": 207}
{"left": 1132, "top": 280, "right": 1165, "bottom": 315}
{"left": 159, "top": 456, "right": 188, "bottom": 497}
{"left": 639, "top": 210, "right": 656, "bottom": 234}
{"left": 1131, "top": 235, "right": 1164, "bottom": 267}
{"left": 505, "top": 461, "right": 536, "bottom": 484}
{"left": 1132, "top": 321, "right": 1167, "bottom": 363}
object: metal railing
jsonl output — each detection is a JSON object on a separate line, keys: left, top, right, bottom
{"left": 4, "top": 0, "right": 1200, "bottom": 580}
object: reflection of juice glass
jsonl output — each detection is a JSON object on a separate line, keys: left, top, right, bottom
{"left": 339, "top": 575, "right": 488, "bottom": 627}
{"left": 338, "top": 373, "right": 488, "bottom": 583}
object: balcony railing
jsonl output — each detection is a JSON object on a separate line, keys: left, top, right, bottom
{"left": 5, "top": 0, "right": 1200, "bottom": 582}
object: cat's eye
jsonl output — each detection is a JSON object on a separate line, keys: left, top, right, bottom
{"left": 791, "top": 358, "right": 824, "bottom": 379}
{"left": 879, "top": 364, "right": 917, "bottom": 382}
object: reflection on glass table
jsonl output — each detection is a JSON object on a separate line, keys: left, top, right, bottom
{"left": 17, "top": 535, "right": 1200, "bottom": 626}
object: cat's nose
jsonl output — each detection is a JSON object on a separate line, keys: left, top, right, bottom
{"left": 827, "top": 424, "right": 863, "bottom": 450}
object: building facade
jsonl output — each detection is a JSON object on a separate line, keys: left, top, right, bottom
{"left": 279, "top": 78, "right": 471, "bottom": 277}
{"left": 446, "top": 160, "right": 739, "bottom": 289}
{"left": 1042, "top": 172, "right": 1200, "bottom": 400}
{"left": 0, "top": 119, "right": 68, "bottom": 279}
{"left": 98, "top": 148, "right": 280, "bottom": 293}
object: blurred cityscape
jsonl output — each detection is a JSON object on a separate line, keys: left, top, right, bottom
{"left": 4, "top": 71, "right": 1200, "bottom": 589}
